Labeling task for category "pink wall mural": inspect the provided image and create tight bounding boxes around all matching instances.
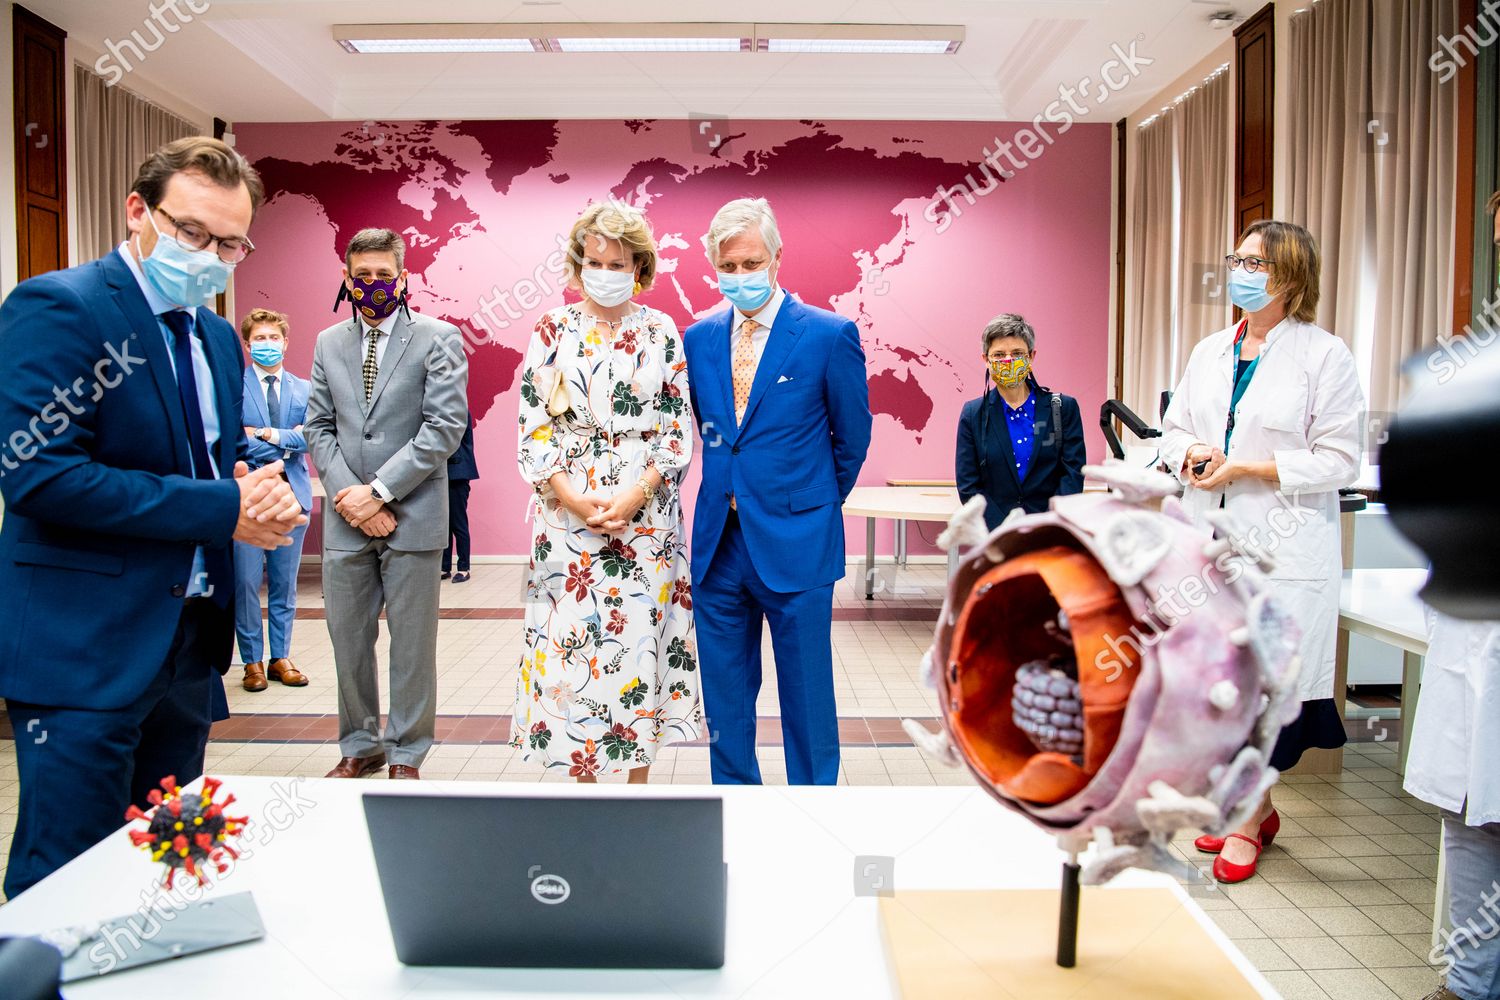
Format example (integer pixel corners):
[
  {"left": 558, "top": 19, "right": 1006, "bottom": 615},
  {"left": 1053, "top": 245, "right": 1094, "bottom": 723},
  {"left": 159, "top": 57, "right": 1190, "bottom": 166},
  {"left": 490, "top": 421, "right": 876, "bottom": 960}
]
[{"left": 231, "top": 118, "right": 1113, "bottom": 559}]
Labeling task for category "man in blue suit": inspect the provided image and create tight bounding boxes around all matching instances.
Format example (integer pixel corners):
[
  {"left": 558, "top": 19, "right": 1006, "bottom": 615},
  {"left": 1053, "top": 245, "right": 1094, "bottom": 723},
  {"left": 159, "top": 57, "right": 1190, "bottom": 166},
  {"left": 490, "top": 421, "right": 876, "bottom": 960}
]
[
  {"left": 235, "top": 307, "right": 313, "bottom": 692},
  {"left": 0, "top": 137, "right": 303, "bottom": 897},
  {"left": 684, "top": 198, "right": 872, "bottom": 786}
]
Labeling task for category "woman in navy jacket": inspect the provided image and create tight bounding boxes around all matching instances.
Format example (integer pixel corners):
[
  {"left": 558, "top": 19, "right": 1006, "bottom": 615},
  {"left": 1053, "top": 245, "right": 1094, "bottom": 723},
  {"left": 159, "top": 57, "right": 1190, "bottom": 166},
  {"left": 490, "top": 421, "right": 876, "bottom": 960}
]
[{"left": 955, "top": 313, "right": 1086, "bottom": 530}]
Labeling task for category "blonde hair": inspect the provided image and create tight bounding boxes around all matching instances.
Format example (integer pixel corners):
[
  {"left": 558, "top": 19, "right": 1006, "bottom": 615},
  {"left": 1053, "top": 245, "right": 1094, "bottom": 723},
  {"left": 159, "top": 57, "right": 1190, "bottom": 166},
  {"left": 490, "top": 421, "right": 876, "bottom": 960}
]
[
  {"left": 563, "top": 201, "right": 658, "bottom": 292},
  {"left": 240, "top": 307, "right": 289, "bottom": 342},
  {"left": 1239, "top": 220, "right": 1320, "bottom": 324},
  {"left": 702, "top": 197, "right": 782, "bottom": 262}
]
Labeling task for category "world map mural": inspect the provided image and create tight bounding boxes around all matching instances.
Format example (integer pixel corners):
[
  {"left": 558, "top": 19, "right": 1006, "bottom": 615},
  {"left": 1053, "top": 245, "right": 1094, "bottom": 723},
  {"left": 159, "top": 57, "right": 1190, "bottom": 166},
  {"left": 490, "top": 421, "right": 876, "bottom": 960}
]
[{"left": 232, "top": 118, "right": 1111, "bottom": 556}]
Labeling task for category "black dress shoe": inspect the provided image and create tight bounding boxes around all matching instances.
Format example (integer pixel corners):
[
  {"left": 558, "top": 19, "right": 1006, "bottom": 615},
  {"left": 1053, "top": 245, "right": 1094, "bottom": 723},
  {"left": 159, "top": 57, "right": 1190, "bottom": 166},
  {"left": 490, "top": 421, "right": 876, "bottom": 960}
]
[{"left": 452, "top": 571, "right": 470, "bottom": 584}]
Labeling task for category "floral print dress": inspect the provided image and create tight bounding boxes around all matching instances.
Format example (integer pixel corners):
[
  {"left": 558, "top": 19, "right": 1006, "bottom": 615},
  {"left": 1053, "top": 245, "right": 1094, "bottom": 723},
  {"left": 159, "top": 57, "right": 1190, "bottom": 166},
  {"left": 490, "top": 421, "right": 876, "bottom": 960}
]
[{"left": 512, "top": 302, "right": 702, "bottom": 774}]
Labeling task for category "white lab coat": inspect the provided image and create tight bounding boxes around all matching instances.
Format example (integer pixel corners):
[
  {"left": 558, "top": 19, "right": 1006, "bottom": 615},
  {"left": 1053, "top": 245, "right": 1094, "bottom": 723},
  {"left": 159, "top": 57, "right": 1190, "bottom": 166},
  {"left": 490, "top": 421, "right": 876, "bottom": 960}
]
[
  {"left": 1403, "top": 613, "right": 1500, "bottom": 826},
  {"left": 1160, "top": 318, "right": 1365, "bottom": 702}
]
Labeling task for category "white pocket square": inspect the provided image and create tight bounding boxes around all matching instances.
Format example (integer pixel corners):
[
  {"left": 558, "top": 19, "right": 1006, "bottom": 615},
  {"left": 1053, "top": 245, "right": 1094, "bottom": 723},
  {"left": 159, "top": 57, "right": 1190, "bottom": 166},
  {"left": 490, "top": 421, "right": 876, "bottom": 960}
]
[{"left": 777, "top": 375, "right": 793, "bottom": 383}]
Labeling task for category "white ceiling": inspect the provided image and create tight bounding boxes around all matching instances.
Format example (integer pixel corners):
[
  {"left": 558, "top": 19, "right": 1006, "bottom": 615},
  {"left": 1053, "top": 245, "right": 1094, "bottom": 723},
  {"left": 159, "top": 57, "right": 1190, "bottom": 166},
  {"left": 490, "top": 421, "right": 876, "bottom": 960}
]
[{"left": 26, "top": 0, "right": 1248, "bottom": 122}]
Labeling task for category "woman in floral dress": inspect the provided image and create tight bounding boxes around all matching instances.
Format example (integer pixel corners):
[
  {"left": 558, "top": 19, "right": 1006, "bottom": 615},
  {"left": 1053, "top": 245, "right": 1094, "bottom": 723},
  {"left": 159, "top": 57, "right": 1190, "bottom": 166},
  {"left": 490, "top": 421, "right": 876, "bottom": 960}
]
[{"left": 513, "top": 201, "right": 701, "bottom": 782}]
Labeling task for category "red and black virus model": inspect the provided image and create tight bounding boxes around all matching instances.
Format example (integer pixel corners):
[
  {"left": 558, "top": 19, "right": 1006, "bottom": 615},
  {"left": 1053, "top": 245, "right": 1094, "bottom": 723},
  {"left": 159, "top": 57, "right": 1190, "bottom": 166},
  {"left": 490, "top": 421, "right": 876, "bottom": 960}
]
[{"left": 125, "top": 776, "right": 249, "bottom": 888}]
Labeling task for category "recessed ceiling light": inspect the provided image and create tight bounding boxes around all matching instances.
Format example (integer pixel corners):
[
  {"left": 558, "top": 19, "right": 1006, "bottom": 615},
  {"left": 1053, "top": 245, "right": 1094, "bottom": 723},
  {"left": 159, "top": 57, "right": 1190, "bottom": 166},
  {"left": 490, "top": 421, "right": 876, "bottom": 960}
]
[
  {"left": 549, "top": 37, "right": 747, "bottom": 53},
  {"left": 339, "top": 37, "right": 539, "bottom": 53},
  {"left": 762, "top": 38, "right": 959, "bottom": 54}
]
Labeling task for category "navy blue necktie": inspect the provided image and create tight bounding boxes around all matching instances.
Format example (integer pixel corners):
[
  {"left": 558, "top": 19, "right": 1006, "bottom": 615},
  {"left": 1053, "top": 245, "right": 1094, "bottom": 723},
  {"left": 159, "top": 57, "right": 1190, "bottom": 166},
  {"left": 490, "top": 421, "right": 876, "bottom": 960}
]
[
  {"left": 264, "top": 374, "right": 280, "bottom": 428},
  {"left": 162, "top": 310, "right": 231, "bottom": 607}
]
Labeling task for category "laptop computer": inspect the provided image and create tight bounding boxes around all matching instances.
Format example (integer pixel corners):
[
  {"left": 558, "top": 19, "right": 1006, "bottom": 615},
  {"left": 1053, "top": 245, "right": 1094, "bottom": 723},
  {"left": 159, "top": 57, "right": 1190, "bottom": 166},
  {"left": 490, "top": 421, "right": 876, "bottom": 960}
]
[{"left": 362, "top": 793, "right": 726, "bottom": 969}]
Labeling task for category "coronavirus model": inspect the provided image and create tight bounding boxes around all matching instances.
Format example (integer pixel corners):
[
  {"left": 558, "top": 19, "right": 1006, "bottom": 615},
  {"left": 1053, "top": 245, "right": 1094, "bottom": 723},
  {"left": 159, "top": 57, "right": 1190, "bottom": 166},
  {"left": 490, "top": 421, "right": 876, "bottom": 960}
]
[
  {"left": 907, "top": 462, "right": 1302, "bottom": 891},
  {"left": 125, "top": 776, "right": 250, "bottom": 889}
]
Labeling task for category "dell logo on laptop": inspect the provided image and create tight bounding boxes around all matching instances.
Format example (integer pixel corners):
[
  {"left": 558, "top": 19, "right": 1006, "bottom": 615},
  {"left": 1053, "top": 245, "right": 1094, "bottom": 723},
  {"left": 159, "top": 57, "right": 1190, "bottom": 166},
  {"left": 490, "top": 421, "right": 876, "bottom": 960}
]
[{"left": 529, "top": 870, "right": 571, "bottom": 905}]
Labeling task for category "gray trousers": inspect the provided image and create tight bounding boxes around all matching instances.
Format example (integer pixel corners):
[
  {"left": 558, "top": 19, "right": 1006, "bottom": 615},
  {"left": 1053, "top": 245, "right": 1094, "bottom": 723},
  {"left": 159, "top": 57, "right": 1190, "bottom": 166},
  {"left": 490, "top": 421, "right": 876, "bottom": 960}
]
[{"left": 323, "top": 541, "right": 441, "bottom": 766}]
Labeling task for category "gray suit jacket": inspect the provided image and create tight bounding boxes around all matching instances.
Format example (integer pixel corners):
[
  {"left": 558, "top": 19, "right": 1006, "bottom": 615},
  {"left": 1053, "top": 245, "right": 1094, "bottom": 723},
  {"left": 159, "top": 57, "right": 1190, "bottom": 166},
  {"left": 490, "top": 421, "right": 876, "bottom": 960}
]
[{"left": 306, "top": 311, "right": 469, "bottom": 552}]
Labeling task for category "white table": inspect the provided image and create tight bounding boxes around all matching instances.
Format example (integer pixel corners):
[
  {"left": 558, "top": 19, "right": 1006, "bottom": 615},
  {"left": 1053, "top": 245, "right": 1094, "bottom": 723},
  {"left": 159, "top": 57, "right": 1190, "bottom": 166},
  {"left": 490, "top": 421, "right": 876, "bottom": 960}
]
[
  {"left": 843, "top": 486, "right": 961, "bottom": 599},
  {"left": 1338, "top": 568, "right": 1428, "bottom": 773},
  {"left": 0, "top": 778, "right": 1275, "bottom": 999}
]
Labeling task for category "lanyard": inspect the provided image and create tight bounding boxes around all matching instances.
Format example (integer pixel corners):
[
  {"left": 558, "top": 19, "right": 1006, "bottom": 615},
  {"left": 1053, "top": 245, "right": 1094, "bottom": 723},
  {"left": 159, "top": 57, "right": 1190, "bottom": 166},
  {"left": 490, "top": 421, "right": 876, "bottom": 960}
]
[{"left": 1225, "top": 320, "right": 1261, "bottom": 452}]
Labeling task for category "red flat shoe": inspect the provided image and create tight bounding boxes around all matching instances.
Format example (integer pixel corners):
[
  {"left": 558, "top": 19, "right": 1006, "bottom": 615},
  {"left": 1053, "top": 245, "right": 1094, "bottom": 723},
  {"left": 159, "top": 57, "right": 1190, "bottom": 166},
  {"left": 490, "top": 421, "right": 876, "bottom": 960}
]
[
  {"left": 1212, "top": 833, "right": 1264, "bottom": 883},
  {"left": 1195, "top": 809, "right": 1280, "bottom": 854}
]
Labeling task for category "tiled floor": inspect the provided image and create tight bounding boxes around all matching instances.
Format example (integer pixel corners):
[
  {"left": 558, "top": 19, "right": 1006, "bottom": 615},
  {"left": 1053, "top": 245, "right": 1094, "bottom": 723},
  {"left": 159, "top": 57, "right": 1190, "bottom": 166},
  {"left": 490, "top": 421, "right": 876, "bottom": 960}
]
[{"left": 0, "top": 559, "right": 1454, "bottom": 998}]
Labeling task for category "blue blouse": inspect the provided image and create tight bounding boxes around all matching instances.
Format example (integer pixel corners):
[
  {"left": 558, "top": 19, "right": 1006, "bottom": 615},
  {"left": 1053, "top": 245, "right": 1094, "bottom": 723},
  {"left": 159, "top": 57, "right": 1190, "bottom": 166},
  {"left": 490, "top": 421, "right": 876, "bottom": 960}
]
[{"left": 1003, "top": 390, "right": 1037, "bottom": 479}]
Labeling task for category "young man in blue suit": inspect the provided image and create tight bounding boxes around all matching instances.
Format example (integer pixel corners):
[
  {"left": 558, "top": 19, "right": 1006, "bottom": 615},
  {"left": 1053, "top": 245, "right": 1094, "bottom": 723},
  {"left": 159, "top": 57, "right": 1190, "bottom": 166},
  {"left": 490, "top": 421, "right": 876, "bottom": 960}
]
[
  {"left": 0, "top": 138, "right": 304, "bottom": 898},
  {"left": 683, "top": 198, "right": 872, "bottom": 786},
  {"left": 236, "top": 308, "right": 313, "bottom": 692}
]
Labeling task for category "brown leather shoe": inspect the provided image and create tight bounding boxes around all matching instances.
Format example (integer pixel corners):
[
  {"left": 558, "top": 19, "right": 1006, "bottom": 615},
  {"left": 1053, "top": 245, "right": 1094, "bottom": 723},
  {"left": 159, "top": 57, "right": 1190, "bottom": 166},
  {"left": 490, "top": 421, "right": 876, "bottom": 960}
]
[
  {"left": 268, "top": 658, "right": 308, "bottom": 686},
  {"left": 325, "top": 754, "right": 386, "bottom": 778},
  {"left": 388, "top": 764, "right": 421, "bottom": 780},
  {"left": 242, "top": 662, "right": 267, "bottom": 692}
]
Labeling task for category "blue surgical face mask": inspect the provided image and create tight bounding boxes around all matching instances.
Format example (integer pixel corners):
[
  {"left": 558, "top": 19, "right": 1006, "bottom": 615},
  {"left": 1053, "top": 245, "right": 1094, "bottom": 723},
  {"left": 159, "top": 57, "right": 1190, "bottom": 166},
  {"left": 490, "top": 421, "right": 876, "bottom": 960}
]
[
  {"left": 250, "top": 342, "right": 285, "bottom": 367},
  {"left": 718, "top": 268, "right": 774, "bottom": 312},
  {"left": 137, "top": 210, "right": 236, "bottom": 308},
  {"left": 1228, "top": 268, "right": 1275, "bottom": 313}
]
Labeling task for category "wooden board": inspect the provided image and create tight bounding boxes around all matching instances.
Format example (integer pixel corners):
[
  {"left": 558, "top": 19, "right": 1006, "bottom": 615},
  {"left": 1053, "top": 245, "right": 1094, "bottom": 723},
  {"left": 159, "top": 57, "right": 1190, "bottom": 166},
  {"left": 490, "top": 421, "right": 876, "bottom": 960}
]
[{"left": 878, "top": 887, "right": 1263, "bottom": 999}]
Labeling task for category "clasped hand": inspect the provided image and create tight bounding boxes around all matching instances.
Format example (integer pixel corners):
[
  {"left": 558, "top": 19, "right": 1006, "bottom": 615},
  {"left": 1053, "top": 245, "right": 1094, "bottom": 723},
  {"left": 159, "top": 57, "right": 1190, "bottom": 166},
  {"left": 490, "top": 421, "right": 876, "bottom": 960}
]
[
  {"left": 233, "top": 461, "right": 308, "bottom": 549},
  {"left": 334, "top": 484, "right": 397, "bottom": 537}
]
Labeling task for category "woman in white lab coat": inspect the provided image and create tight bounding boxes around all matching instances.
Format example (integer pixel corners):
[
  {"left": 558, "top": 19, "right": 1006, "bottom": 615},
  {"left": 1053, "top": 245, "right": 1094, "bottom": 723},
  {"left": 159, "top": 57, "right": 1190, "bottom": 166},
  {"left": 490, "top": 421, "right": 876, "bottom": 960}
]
[{"left": 1160, "top": 220, "right": 1365, "bottom": 884}]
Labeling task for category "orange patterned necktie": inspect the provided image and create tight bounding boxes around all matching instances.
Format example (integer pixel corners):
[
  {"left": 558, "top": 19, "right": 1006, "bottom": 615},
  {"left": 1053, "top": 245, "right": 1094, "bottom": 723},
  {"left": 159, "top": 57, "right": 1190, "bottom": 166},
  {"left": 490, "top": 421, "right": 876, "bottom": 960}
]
[{"left": 733, "top": 319, "right": 759, "bottom": 424}]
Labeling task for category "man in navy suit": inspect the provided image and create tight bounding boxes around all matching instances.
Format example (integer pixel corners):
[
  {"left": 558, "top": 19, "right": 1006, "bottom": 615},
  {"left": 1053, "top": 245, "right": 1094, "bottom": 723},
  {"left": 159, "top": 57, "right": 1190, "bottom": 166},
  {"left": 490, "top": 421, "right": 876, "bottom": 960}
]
[
  {"left": 442, "top": 412, "right": 479, "bottom": 584},
  {"left": 0, "top": 137, "right": 304, "bottom": 898},
  {"left": 235, "top": 308, "right": 313, "bottom": 692},
  {"left": 684, "top": 198, "right": 872, "bottom": 786},
  {"left": 955, "top": 313, "right": 1086, "bottom": 531}
]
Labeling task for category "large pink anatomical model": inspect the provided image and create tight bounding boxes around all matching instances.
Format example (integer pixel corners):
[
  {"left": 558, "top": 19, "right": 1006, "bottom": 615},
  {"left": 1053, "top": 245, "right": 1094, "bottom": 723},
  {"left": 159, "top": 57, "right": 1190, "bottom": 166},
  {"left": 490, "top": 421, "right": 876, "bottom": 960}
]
[{"left": 907, "top": 462, "right": 1302, "bottom": 886}]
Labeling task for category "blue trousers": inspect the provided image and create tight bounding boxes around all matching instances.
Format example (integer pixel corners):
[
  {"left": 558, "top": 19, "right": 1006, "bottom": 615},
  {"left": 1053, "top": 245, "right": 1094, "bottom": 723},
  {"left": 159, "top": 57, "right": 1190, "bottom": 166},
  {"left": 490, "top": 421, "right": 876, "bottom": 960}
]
[
  {"left": 233, "top": 522, "right": 307, "bottom": 663},
  {"left": 5, "top": 599, "right": 219, "bottom": 898},
  {"left": 694, "top": 516, "right": 839, "bottom": 785},
  {"left": 1441, "top": 810, "right": 1500, "bottom": 1000}
]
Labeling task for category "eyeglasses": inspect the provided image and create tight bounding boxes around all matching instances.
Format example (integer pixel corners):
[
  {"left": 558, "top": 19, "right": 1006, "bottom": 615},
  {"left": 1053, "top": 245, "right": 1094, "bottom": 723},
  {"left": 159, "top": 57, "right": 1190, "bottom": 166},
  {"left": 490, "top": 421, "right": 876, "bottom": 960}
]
[
  {"left": 1225, "top": 254, "right": 1275, "bottom": 274},
  {"left": 987, "top": 351, "right": 1030, "bottom": 362},
  {"left": 154, "top": 206, "right": 255, "bottom": 264}
]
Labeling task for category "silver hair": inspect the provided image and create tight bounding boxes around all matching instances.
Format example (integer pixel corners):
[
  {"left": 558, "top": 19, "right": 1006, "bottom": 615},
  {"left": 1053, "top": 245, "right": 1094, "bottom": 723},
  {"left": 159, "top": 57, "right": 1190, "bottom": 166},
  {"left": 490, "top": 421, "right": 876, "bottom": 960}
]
[
  {"left": 345, "top": 227, "right": 404, "bottom": 272},
  {"left": 702, "top": 197, "right": 782, "bottom": 262},
  {"left": 982, "top": 313, "right": 1035, "bottom": 354}
]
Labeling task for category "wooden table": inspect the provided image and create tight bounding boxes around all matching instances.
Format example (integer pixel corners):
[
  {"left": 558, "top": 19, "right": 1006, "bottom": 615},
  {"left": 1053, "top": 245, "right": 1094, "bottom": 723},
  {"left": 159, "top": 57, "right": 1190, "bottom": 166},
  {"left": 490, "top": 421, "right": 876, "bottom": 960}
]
[{"left": 843, "top": 486, "right": 962, "bottom": 599}]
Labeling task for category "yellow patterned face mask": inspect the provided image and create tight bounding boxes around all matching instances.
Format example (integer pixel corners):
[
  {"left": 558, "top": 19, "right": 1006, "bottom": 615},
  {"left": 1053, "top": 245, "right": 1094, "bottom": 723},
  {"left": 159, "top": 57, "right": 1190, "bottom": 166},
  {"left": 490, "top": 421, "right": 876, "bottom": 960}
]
[{"left": 989, "top": 356, "right": 1032, "bottom": 388}]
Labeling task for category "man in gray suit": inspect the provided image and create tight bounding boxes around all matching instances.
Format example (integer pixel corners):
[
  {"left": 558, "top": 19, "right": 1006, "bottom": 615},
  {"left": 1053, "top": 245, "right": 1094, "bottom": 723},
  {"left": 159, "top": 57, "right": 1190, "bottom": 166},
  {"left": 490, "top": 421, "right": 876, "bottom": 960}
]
[{"left": 306, "top": 228, "right": 468, "bottom": 780}]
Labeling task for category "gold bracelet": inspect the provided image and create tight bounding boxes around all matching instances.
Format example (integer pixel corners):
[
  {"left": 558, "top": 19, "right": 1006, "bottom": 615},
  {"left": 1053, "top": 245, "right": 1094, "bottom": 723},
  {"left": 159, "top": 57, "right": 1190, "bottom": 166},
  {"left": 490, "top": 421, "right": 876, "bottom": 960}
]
[{"left": 637, "top": 476, "right": 656, "bottom": 505}]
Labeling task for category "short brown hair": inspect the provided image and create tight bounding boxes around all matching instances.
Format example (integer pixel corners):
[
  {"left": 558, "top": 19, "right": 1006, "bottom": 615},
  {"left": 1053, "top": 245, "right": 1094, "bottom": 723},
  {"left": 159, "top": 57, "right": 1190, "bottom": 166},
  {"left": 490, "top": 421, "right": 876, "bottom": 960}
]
[
  {"left": 981, "top": 313, "right": 1035, "bottom": 355},
  {"left": 131, "top": 136, "right": 264, "bottom": 215},
  {"left": 344, "top": 228, "right": 405, "bottom": 272},
  {"left": 1487, "top": 189, "right": 1500, "bottom": 216},
  {"left": 1238, "top": 220, "right": 1320, "bottom": 324},
  {"left": 564, "top": 201, "right": 658, "bottom": 292},
  {"left": 240, "top": 307, "right": 289, "bottom": 342}
]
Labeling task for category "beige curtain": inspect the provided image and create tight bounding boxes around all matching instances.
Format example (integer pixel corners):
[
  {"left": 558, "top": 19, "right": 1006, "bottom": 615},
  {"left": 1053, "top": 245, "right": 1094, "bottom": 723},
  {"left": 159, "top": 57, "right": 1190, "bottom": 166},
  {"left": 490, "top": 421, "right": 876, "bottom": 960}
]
[
  {"left": 74, "top": 64, "right": 198, "bottom": 261},
  {"left": 1287, "top": 0, "right": 1458, "bottom": 414},
  {"left": 1124, "top": 113, "right": 1174, "bottom": 421},
  {"left": 1123, "top": 69, "right": 1232, "bottom": 423},
  {"left": 1175, "top": 69, "right": 1234, "bottom": 362}
]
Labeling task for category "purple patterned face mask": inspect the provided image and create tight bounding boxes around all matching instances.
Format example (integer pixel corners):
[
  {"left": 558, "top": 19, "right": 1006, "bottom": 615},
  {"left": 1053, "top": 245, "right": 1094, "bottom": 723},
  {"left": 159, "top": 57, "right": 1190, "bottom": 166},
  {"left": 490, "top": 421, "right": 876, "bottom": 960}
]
[{"left": 333, "top": 274, "right": 408, "bottom": 322}]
